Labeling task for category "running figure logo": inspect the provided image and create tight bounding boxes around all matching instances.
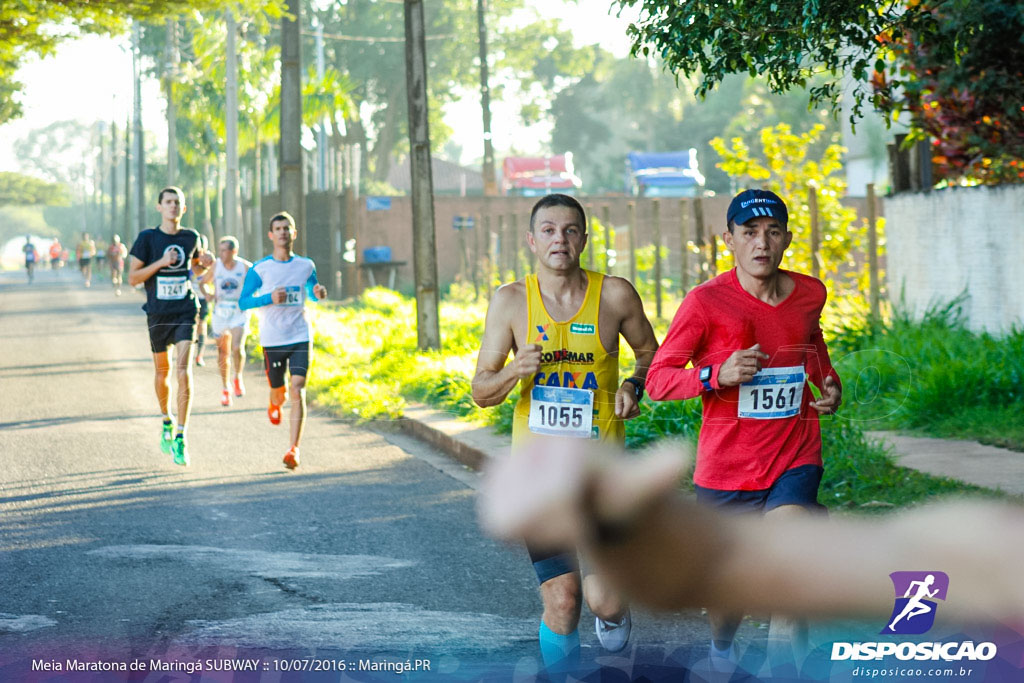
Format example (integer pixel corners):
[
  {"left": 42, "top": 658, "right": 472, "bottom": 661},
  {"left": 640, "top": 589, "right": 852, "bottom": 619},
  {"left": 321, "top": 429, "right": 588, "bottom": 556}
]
[
  {"left": 882, "top": 571, "right": 949, "bottom": 635},
  {"left": 163, "top": 245, "right": 187, "bottom": 270}
]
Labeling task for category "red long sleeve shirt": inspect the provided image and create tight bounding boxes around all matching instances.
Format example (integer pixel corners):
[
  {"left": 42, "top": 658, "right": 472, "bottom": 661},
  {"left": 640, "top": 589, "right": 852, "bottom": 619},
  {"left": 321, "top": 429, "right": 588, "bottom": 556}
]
[{"left": 647, "top": 268, "right": 840, "bottom": 490}]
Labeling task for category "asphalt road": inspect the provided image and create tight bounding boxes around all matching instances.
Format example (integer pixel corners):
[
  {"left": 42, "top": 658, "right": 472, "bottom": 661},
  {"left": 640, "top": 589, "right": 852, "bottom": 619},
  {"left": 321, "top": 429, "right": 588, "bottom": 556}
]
[{"left": 0, "top": 266, "right": 753, "bottom": 682}]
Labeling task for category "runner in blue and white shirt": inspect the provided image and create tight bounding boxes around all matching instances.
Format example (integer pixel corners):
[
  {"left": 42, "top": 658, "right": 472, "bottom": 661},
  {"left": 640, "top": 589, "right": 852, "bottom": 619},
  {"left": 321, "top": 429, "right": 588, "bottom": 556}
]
[{"left": 239, "top": 211, "right": 327, "bottom": 470}]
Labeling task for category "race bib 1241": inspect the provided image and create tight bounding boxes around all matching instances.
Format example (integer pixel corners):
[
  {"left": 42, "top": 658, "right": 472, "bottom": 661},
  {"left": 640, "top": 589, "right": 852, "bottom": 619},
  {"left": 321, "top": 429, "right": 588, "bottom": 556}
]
[{"left": 156, "top": 275, "right": 189, "bottom": 300}]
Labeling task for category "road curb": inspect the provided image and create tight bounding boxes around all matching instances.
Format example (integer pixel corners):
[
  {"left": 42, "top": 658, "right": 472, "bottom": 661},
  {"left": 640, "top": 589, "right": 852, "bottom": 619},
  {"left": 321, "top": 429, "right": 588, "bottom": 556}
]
[{"left": 391, "top": 403, "right": 509, "bottom": 473}]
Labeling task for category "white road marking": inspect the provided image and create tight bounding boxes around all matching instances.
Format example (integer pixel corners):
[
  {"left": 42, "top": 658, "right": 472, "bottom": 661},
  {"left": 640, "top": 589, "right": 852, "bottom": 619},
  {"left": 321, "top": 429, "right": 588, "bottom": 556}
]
[
  {"left": 177, "top": 602, "right": 535, "bottom": 651},
  {"left": 86, "top": 545, "right": 415, "bottom": 580},
  {"left": 0, "top": 614, "right": 57, "bottom": 633}
]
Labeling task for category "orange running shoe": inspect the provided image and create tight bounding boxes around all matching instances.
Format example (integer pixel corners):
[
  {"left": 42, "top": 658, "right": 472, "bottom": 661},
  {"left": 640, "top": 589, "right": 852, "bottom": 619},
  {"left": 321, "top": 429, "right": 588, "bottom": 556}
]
[
  {"left": 283, "top": 446, "right": 300, "bottom": 470},
  {"left": 221, "top": 389, "right": 232, "bottom": 406},
  {"left": 268, "top": 402, "right": 282, "bottom": 425},
  {"left": 233, "top": 377, "right": 245, "bottom": 397}
]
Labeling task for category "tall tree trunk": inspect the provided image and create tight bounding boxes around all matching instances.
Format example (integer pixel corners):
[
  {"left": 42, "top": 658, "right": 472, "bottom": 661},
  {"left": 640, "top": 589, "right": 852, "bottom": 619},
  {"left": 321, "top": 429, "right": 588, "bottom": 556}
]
[
  {"left": 404, "top": 0, "right": 440, "bottom": 349},
  {"left": 225, "top": 10, "right": 241, "bottom": 241},
  {"left": 279, "top": 0, "right": 305, "bottom": 251},
  {"left": 124, "top": 115, "right": 131, "bottom": 237},
  {"left": 370, "top": 96, "right": 399, "bottom": 183},
  {"left": 165, "top": 19, "right": 178, "bottom": 182},
  {"left": 253, "top": 132, "right": 263, "bottom": 253},
  {"left": 110, "top": 120, "right": 118, "bottom": 240},
  {"left": 214, "top": 156, "right": 224, "bottom": 244},
  {"left": 477, "top": 0, "right": 496, "bottom": 195},
  {"left": 202, "top": 162, "right": 213, "bottom": 238},
  {"left": 133, "top": 22, "right": 146, "bottom": 235}
]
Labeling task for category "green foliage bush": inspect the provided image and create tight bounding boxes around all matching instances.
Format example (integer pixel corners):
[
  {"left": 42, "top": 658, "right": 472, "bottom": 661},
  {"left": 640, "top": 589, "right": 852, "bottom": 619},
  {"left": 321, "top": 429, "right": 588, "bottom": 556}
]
[
  {"left": 831, "top": 297, "right": 1024, "bottom": 439},
  {"left": 267, "top": 287, "right": 1010, "bottom": 511}
]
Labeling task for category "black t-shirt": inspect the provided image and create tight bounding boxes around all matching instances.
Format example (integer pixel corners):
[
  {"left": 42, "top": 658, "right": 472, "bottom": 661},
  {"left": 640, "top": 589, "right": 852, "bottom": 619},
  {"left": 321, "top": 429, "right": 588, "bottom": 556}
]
[{"left": 129, "top": 227, "right": 201, "bottom": 316}]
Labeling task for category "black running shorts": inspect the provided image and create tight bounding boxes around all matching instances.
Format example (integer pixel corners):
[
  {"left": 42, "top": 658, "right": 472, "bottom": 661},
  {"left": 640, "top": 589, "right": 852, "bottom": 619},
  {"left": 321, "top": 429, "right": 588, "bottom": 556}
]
[
  {"left": 263, "top": 341, "right": 311, "bottom": 388},
  {"left": 147, "top": 314, "right": 198, "bottom": 353}
]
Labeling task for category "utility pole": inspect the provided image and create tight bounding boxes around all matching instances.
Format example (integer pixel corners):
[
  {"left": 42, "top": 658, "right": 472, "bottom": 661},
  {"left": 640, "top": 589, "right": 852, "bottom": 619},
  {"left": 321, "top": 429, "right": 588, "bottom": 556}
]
[
  {"left": 404, "top": 0, "right": 441, "bottom": 349},
  {"left": 110, "top": 119, "right": 118, "bottom": 240},
  {"left": 477, "top": 0, "right": 496, "bottom": 195},
  {"left": 133, "top": 22, "right": 146, "bottom": 235},
  {"left": 225, "top": 9, "right": 242, "bottom": 243},
  {"left": 165, "top": 19, "right": 179, "bottom": 182},
  {"left": 124, "top": 114, "right": 131, "bottom": 237},
  {"left": 315, "top": 20, "right": 327, "bottom": 191},
  {"left": 279, "top": 0, "right": 305, "bottom": 251}
]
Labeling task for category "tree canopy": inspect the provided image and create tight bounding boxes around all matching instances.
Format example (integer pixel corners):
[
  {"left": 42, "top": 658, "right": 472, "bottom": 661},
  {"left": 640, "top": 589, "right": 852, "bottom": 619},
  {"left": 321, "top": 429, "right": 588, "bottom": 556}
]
[
  {"left": 617, "top": 0, "right": 1024, "bottom": 184},
  {"left": 0, "top": 0, "right": 282, "bottom": 125},
  {"left": 550, "top": 49, "right": 840, "bottom": 194},
  {"left": 875, "top": 0, "right": 1024, "bottom": 184},
  {"left": 0, "top": 171, "right": 69, "bottom": 206}
]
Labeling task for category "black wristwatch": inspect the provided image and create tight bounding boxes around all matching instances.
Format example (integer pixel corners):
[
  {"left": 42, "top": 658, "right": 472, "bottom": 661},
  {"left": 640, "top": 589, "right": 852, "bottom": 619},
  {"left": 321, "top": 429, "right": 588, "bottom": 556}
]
[
  {"left": 623, "top": 377, "right": 644, "bottom": 400},
  {"left": 699, "top": 365, "right": 714, "bottom": 392}
]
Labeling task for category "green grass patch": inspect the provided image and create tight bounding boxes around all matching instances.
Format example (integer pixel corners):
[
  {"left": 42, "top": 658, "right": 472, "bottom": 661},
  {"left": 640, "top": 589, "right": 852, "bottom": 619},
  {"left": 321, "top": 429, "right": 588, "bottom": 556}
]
[
  {"left": 829, "top": 297, "right": 1024, "bottom": 450},
  {"left": 246, "top": 288, "right": 1010, "bottom": 512}
]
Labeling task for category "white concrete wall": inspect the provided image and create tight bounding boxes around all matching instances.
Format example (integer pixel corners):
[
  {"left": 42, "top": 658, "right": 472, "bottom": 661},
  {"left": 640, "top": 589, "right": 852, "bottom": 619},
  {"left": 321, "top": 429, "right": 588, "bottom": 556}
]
[{"left": 886, "top": 185, "right": 1024, "bottom": 334}]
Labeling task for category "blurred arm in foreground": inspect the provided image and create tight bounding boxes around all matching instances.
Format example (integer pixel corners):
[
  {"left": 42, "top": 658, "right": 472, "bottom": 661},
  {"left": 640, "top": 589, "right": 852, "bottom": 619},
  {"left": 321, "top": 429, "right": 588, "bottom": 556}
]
[{"left": 478, "top": 439, "right": 1024, "bottom": 623}]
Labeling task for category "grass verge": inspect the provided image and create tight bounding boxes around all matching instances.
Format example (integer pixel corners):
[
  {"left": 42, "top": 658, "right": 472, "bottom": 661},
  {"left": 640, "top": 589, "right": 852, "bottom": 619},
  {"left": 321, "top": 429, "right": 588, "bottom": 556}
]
[{"left": 247, "top": 288, "right": 1013, "bottom": 511}]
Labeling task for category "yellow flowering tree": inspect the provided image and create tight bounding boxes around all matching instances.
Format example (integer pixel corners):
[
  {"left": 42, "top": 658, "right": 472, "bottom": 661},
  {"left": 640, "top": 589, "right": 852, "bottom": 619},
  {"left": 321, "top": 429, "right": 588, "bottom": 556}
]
[{"left": 710, "top": 123, "right": 884, "bottom": 320}]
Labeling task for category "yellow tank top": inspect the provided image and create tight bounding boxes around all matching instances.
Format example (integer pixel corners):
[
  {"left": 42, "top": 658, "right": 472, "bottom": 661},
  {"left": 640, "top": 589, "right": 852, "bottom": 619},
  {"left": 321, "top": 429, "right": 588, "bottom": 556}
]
[{"left": 512, "top": 270, "right": 623, "bottom": 445}]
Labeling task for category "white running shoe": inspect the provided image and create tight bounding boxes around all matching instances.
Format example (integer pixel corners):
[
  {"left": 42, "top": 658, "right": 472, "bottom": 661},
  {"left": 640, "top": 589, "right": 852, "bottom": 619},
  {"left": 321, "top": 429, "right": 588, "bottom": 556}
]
[{"left": 595, "top": 610, "right": 631, "bottom": 652}]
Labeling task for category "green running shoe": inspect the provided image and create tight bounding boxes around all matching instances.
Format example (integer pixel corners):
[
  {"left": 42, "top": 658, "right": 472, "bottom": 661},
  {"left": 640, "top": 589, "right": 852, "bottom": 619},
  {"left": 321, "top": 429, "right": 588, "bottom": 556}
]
[
  {"left": 171, "top": 436, "right": 190, "bottom": 466},
  {"left": 160, "top": 421, "right": 174, "bottom": 455}
]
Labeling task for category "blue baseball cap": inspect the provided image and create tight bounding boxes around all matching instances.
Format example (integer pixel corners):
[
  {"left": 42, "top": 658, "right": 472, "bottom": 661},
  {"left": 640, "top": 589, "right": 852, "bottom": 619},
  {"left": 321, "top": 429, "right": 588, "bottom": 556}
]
[{"left": 727, "top": 189, "right": 788, "bottom": 227}]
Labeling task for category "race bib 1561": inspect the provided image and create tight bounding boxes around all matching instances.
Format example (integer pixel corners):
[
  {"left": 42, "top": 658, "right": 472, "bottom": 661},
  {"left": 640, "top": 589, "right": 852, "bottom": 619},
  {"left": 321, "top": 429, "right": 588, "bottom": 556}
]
[
  {"left": 528, "top": 385, "right": 594, "bottom": 438},
  {"left": 738, "top": 366, "right": 806, "bottom": 419}
]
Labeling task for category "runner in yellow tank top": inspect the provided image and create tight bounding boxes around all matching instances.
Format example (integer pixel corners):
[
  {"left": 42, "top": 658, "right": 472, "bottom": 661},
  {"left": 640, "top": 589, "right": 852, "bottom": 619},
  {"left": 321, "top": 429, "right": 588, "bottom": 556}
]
[
  {"left": 511, "top": 270, "right": 623, "bottom": 444},
  {"left": 471, "top": 194, "right": 659, "bottom": 674}
]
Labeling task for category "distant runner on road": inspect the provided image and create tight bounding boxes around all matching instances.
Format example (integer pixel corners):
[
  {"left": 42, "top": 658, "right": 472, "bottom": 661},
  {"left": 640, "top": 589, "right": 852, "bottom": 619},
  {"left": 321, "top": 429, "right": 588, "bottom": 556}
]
[
  {"left": 48, "top": 239, "right": 62, "bottom": 269},
  {"left": 203, "top": 236, "right": 252, "bottom": 407},
  {"left": 191, "top": 234, "right": 212, "bottom": 367},
  {"left": 22, "top": 236, "right": 38, "bottom": 284},
  {"left": 76, "top": 232, "right": 96, "bottom": 287},
  {"left": 239, "top": 211, "right": 327, "bottom": 470},
  {"left": 127, "top": 187, "right": 214, "bottom": 466},
  {"left": 107, "top": 235, "right": 128, "bottom": 295}
]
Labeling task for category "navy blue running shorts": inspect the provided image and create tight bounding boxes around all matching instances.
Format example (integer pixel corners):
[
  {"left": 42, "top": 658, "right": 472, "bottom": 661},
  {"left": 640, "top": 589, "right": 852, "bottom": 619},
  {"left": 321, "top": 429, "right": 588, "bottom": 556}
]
[
  {"left": 527, "top": 544, "right": 578, "bottom": 584},
  {"left": 694, "top": 464, "right": 827, "bottom": 514},
  {"left": 148, "top": 314, "right": 198, "bottom": 353}
]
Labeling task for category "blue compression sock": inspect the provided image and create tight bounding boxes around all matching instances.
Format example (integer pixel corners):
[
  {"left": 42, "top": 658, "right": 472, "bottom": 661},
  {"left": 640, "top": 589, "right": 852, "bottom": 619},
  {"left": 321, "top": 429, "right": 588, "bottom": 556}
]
[{"left": 539, "top": 621, "right": 580, "bottom": 672}]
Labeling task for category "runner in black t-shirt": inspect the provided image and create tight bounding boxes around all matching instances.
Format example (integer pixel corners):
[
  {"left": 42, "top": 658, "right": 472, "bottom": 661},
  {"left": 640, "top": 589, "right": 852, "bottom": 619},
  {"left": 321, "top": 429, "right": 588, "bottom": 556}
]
[{"left": 128, "top": 186, "right": 214, "bottom": 466}]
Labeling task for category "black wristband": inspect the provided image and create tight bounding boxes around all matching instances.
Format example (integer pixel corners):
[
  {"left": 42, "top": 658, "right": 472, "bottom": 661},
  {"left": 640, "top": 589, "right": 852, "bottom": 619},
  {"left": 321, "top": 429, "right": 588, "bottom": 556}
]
[{"left": 623, "top": 377, "right": 644, "bottom": 400}]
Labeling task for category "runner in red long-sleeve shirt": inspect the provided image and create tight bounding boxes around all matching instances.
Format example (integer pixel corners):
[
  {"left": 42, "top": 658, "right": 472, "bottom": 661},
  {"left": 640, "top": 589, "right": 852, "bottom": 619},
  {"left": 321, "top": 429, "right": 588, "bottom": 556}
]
[{"left": 646, "top": 188, "right": 842, "bottom": 672}]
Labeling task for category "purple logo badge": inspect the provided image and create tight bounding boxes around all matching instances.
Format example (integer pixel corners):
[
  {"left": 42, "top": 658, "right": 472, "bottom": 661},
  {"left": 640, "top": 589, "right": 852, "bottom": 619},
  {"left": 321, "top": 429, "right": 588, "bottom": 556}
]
[{"left": 882, "top": 571, "right": 949, "bottom": 635}]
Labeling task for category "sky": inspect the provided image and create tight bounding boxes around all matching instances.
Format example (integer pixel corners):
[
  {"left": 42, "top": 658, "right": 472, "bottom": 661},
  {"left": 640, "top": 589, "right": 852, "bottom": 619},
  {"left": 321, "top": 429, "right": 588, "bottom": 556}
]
[{"left": 0, "top": 0, "right": 639, "bottom": 176}]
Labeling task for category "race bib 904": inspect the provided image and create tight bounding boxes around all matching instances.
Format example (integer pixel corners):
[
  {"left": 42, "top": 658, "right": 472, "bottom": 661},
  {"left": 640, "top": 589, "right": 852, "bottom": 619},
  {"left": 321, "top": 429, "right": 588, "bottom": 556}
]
[
  {"left": 738, "top": 366, "right": 806, "bottom": 419},
  {"left": 156, "top": 275, "right": 188, "bottom": 300},
  {"left": 280, "top": 286, "right": 302, "bottom": 306},
  {"left": 528, "top": 385, "right": 594, "bottom": 438}
]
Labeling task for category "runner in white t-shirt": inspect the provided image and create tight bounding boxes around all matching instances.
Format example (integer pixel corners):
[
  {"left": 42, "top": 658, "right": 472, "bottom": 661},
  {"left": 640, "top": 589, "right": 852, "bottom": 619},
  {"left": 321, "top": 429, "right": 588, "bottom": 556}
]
[{"left": 202, "top": 236, "right": 252, "bottom": 406}]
